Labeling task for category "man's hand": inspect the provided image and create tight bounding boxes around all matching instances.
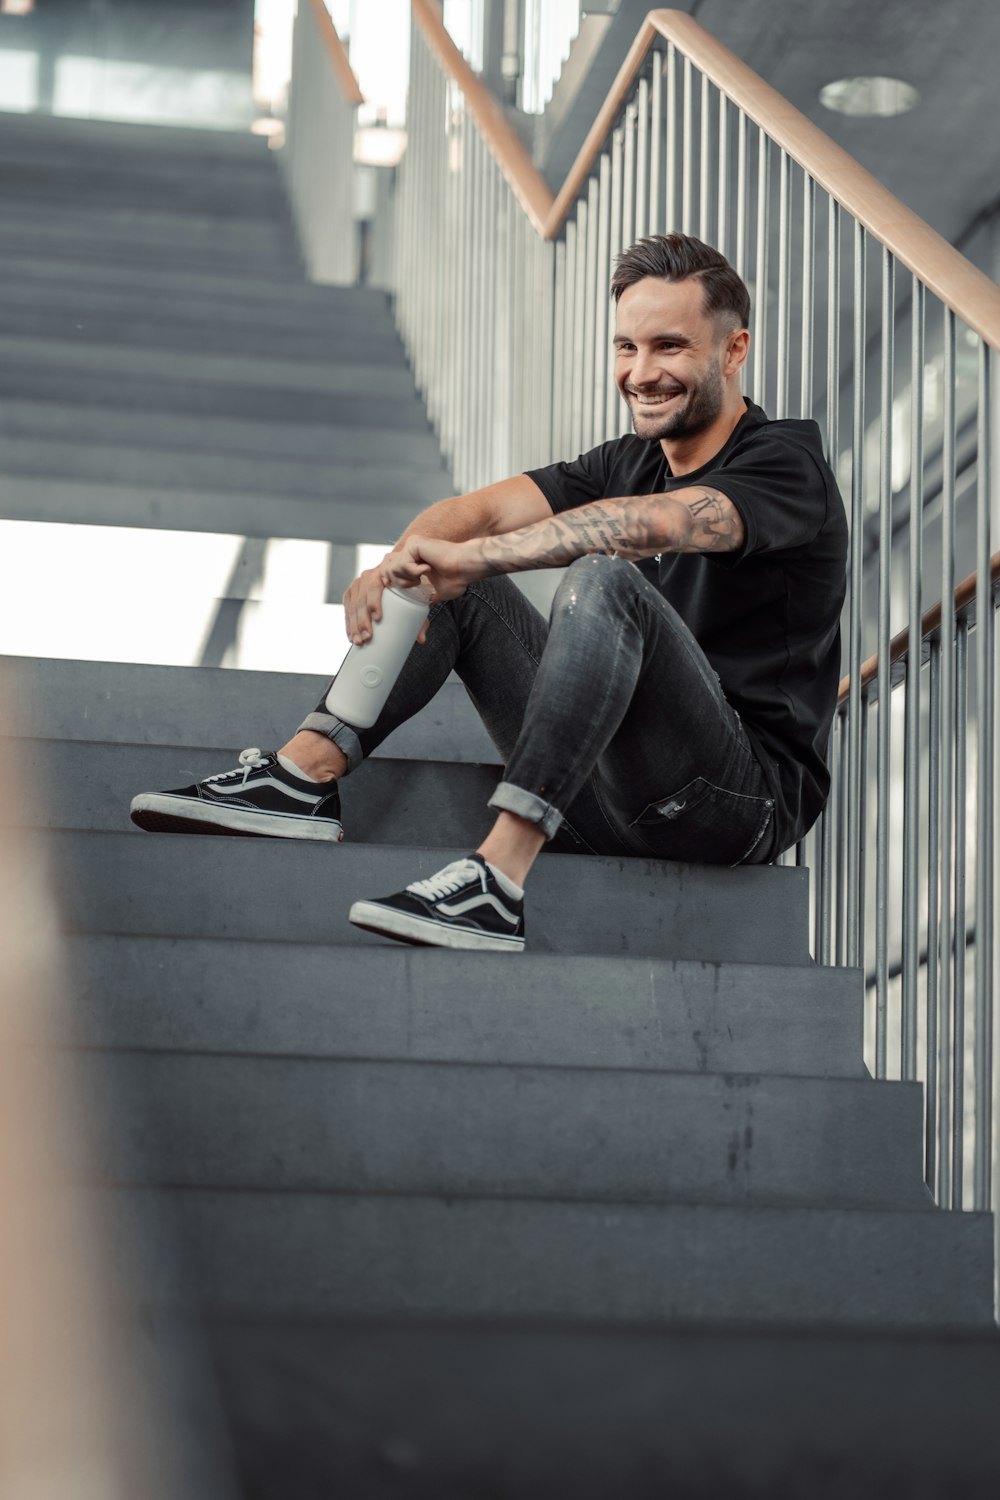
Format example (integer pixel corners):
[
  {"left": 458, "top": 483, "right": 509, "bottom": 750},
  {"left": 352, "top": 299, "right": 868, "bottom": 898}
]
[
  {"left": 343, "top": 552, "right": 424, "bottom": 646},
  {"left": 383, "top": 534, "right": 484, "bottom": 602}
]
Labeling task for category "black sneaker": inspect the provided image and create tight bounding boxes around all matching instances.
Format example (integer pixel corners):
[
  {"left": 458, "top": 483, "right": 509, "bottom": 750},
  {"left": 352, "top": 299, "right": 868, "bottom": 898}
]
[
  {"left": 129, "top": 748, "right": 344, "bottom": 841},
  {"left": 349, "top": 853, "right": 525, "bottom": 952}
]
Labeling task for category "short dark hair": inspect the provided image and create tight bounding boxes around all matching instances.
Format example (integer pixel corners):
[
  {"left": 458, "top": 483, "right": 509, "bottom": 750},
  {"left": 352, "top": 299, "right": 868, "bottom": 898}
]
[{"left": 610, "top": 233, "right": 750, "bottom": 330}]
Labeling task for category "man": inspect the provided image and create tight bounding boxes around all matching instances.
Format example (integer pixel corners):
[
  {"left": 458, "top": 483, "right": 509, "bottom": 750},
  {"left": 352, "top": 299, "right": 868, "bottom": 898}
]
[{"left": 131, "top": 234, "right": 847, "bottom": 954}]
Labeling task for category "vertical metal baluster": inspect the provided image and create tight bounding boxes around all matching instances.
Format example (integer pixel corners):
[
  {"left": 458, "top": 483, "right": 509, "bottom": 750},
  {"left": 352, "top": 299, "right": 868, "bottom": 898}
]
[
  {"left": 859, "top": 693, "right": 871, "bottom": 1030},
  {"left": 926, "top": 640, "right": 942, "bottom": 1192},
  {"left": 551, "top": 237, "right": 567, "bottom": 463},
  {"left": 836, "top": 702, "right": 849, "bottom": 965},
  {"left": 583, "top": 175, "right": 600, "bottom": 447},
  {"left": 681, "top": 56, "right": 693, "bottom": 234},
  {"left": 571, "top": 197, "right": 589, "bottom": 455},
  {"left": 699, "top": 72, "right": 711, "bottom": 242},
  {"left": 649, "top": 50, "right": 663, "bottom": 235},
  {"left": 775, "top": 150, "right": 791, "bottom": 420},
  {"left": 902, "top": 278, "right": 925, "bottom": 1080},
  {"left": 937, "top": 306, "right": 957, "bottom": 1208},
  {"left": 717, "top": 93, "right": 729, "bottom": 258},
  {"left": 826, "top": 197, "right": 841, "bottom": 469},
  {"left": 607, "top": 126, "right": 624, "bottom": 438},
  {"left": 753, "top": 129, "right": 769, "bottom": 408},
  {"left": 819, "top": 719, "right": 835, "bottom": 964},
  {"left": 846, "top": 222, "right": 866, "bottom": 969},
  {"left": 974, "top": 341, "right": 994, "bottom": 1210},
  {"left": 563, "top": 216, "right": 578, "bottom": 457},
  {"left": 622, "top": 100, "right": 637, "bottom": 252},
  {"left": 953, "top": 617, "right": 969, "bottom": 1207},
  {"left": 735, "top": 108, "right": 748, "bottom": 284},
  {"left": 665, "top": 43, "right": 677, "bottom": 230},
  {"left": 534, "top": 234, "right": 555, "bottom": 466},
  {"left": 635, "top": 75, "right": 650, "bottom": 241},
  {"left": 800, "top": 175, "right": 816, "bottom": 419},
  {"left": 620, "top": 104, "right": 637, "bottom": 436},
  {"left": 593, "top": 152, "right": 612, "bottom": 449},
  {"left": 875, "top": 247, "right": 895, "bottom": 1079}
]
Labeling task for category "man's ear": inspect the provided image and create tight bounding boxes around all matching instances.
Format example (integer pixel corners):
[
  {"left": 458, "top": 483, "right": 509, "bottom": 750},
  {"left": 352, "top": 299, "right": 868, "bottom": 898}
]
[{"left": 724, "top": 328, "right": 750, "bottom": 377}]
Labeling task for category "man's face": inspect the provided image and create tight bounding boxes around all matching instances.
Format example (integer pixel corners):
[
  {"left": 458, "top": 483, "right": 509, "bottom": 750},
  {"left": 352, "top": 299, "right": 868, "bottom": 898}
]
[{"left": 613, "top": 276, "right": 732, "bottom": 443}]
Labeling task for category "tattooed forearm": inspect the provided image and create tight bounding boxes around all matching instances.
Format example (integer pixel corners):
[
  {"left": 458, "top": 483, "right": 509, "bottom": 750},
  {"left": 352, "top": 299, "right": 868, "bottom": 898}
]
[{"left": 476, "top": 486, "right": 744, "bottom": 574}]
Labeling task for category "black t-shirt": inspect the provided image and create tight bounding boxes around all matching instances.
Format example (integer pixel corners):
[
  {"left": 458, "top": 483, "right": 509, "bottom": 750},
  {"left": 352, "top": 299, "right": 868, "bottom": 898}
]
[{"left": 525, "top": 401, "right": 848, "bottom": 848}]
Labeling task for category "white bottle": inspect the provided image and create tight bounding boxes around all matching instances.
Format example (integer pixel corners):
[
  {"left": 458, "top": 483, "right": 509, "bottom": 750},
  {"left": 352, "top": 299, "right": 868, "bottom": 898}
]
[{"left": 325, "top": 581, "right": 433, "bottom": 729}]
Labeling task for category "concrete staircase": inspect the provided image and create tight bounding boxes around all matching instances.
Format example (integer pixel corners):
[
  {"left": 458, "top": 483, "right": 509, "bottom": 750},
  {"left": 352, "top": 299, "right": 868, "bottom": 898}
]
[{"left": 3, "top": 110, "right": 1000, "bottom": 1496}]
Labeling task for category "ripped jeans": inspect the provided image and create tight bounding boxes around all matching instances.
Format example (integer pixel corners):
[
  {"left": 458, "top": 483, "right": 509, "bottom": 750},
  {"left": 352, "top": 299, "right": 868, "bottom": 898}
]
[{"left": 299, "top": 554, "right": 776, "bottom": 864}]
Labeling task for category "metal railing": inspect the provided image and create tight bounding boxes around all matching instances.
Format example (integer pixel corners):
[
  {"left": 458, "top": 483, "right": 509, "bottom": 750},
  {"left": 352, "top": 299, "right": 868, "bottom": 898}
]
[
  {"left": 393, "top": 5, "right": 1000, "bottom": 1253},
  {"left": 283, "top": 0, "right": 363, "bottom": 285}
]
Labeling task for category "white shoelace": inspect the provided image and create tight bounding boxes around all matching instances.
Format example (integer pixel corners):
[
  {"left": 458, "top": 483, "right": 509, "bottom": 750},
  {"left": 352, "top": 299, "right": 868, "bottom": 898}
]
[
  {"left": 407, "top": 857, "right": 484, "bottom": 900},
  {"left": 205, "top": 747, "right": 269, "bottom": 787}
]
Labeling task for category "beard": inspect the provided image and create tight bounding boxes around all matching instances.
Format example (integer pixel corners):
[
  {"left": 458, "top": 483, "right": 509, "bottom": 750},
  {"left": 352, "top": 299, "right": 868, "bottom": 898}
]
[{"left": 627, "top": 355, "right": 725, "bottom": 442}]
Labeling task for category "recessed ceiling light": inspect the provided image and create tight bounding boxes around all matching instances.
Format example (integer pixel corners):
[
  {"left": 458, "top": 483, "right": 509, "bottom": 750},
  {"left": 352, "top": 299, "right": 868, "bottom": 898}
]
[{"left": 819, "top": 76, "right": 919, "bottom": 117}]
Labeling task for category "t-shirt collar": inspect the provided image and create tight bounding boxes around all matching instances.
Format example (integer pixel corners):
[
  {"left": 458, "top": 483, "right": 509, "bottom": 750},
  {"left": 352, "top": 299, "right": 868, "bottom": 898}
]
[{"left": 660, "top": 399, "right": 767, "bottom": 482}]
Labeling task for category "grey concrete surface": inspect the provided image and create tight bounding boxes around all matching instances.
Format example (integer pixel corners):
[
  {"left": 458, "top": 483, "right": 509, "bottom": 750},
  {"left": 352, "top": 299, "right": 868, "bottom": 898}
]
[
  {"left": 66, "top": 935, "right": 866, "bottom": 1079},
  {"left": 0, "top": 476, "right": 419, "bottom": 543},
  {"left": 0, "top": 400, "right": 446, "bottom": 469},
  {"left": 25, "top": 743, "right": 501, "bottom": 846},
  {"left": 0, "top": 434, "right": 449, "bottom": 503},
  {"left": 45, "top": 829, "right": 813, "bottom": 963},
  {"left": 114, "top": 1187, "right": 995, "bottom": 1327},
  {"left": 204, "top": 1318, "right": 1000, "bottom": 1500},
  {"left": 4, "top": 659, "right": 497, "bottom": 760},
  {"left": 92, "top": 1050, "right": 929, "bottom": 1210}
]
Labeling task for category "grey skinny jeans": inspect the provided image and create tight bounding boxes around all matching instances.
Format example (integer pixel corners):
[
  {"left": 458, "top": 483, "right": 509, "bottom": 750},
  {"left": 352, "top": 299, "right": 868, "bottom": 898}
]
[{"left": 299, "top": 554, "right": 776, "bottom": 864}]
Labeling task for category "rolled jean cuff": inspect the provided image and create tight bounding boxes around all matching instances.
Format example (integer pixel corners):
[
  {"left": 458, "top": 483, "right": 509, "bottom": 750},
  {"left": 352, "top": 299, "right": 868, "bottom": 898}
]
[
  {"left": 296, "top": 711, "right": 363, "bottom": 773},
  {"left": 488, "top": 780, "right": 564, "bottom": 839}
]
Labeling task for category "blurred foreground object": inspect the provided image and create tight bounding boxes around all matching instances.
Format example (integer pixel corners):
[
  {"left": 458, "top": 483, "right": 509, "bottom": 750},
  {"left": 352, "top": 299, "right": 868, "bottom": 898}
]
[{"left": 0, "top": 666, "right": 170, "bottom": 1500}]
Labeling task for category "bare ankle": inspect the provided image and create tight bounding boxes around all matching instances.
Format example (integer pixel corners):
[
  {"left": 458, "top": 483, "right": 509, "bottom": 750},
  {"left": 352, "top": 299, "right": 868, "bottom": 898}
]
[{"left": 278, "top": 730, "right": 348, "bottom": 782}]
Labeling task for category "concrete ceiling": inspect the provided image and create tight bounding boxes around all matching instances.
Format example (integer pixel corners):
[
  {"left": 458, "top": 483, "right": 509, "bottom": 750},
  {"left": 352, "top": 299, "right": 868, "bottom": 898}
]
[
  {"left": 692, "top": 0, "right": 999, "bottom": 253},
  {"left": 547, "top": 0, "right": 999, "bottom": 264}
]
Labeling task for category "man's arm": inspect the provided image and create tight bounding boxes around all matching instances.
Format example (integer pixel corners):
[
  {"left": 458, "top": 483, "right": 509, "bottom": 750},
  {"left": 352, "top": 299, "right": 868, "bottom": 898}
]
[
  {"left": 344, "top": 475, "right": 551, "bottom": 643},
  {"left": 387, "top": 486, "right": 745, "bottom": 599}
]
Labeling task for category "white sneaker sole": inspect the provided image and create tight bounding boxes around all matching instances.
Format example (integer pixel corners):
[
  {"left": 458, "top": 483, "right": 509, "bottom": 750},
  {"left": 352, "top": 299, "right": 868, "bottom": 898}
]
[
  {"left": 348, "top": 900, "right": 525, "bottom": 952},
  {"left": 130, "top": 793, "right": 344, "bottom": 842}
]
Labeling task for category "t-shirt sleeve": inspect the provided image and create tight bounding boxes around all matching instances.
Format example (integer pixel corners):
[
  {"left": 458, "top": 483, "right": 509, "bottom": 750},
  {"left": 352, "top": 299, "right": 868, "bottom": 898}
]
[
  {"left": 699, "top": 433, "right": 830, "bottom": 560},
  {"left": 525, "top": 440, "right": 622, "bottom": 515}
]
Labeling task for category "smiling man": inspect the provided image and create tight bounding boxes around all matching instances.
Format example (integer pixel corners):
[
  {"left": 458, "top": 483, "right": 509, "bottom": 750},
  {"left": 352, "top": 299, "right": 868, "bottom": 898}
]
[{"left": 131, "top": 234, "right": 848, "bottom": 953}]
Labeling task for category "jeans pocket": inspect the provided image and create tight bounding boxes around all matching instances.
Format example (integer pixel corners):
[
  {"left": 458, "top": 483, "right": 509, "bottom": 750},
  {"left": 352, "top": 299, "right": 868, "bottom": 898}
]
[{"left": 629, "top": 777, "right": 774, "bottom": 866}]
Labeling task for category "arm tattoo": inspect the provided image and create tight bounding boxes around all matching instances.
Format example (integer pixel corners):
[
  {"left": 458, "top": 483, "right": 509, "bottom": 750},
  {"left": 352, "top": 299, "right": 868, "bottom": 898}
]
[{"left": 478, "top": 486, "right": 745, "bottom": 574}]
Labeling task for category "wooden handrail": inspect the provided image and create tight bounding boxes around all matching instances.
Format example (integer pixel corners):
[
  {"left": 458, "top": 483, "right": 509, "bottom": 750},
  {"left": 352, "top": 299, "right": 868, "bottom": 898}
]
[
  {"left": 411, "top": 3, "right": 1000, "bottom": 354},
  {"left": 309, "top": 0, "right": 364, "bottom": 108},
  {"left": 837, "top": 548, "right": 1000, "bottom": 704}
]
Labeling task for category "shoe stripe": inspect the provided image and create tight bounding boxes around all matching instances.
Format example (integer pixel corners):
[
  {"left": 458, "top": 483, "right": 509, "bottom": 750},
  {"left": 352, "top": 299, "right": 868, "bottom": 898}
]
[
  {"left": 202, "top": 776, "right": 322, "bottom": 807},
  {"left": 436, "top": 892, "right": 521, "bottom": 926}
]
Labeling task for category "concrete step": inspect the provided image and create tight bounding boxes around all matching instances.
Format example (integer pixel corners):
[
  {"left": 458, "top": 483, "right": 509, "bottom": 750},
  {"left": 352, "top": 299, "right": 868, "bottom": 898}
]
[
  {"left": 0, "top": 223, "right": 302, "bottom": 275},
  {"left": 26, "top": 742, "right": 501, "bottom": 846},
  {"left": 94, "top": 1051, "right": 927, "bottom": 1211},
  {"left": 204, "top": 1317, "right": 1000, "bottom": 1500},
  {"left": 0, "top": 200, "right": 301, "bottom": 255},
  {"left": 0, "top": 160, "right": 290, "bottom": 217},
  {"left": 0, "top": 304, "right": 409, "bottom": 364},
  {"left": 0, "top": 367, "right": 433, "bottom": 431},
  {"left": 3, "top": 659, "right": 495, "bottom": 759},
  {"left": 66, "top": 934, "right": 866, "bottom": 1080},
  {"left": 0, "top": 110, "right": 273, "bottom": 161},
  {"left": 0, "top": 399, "right": 445, "bottom": 471},
  {"left": 44, "top": 829, "right": 812, "bottom": 963},
  {"left": 0, "top": 278, "right": 403, "bottom": 340},
  {"left": 0, "top": 335, "right": 422, "bottom": 397},
  {"left": 0, "top": 435, "right": 449, "bottom": 503},
  {"left": 0, "top": 253, "right": 393, "bottom": 312},
  {"left": 0, "top": 475, "right": 418, "bottom": 544},
  {"left": 114, "top": 1187, "right": 995, "bottom": 1327}
]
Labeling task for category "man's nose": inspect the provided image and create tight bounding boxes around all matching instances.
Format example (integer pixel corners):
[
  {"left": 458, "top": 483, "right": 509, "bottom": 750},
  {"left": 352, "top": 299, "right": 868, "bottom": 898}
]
[{"left": 628, "top": 350, "right": 663, "bottom": 388}]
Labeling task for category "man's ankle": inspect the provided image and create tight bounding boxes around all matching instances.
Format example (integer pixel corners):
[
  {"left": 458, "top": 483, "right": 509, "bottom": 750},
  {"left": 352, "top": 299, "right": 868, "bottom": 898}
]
[{"left": 278, "top": 730, "right": 348, "bottom": 782}]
